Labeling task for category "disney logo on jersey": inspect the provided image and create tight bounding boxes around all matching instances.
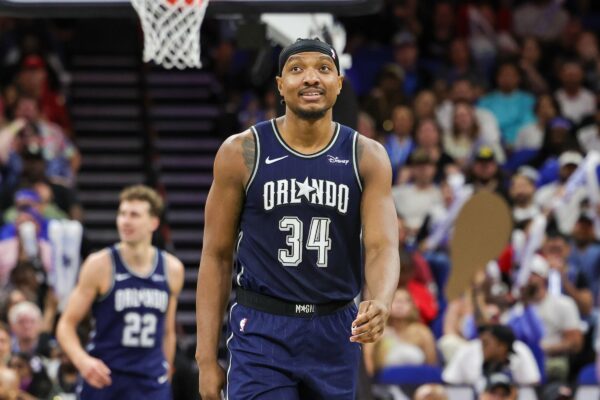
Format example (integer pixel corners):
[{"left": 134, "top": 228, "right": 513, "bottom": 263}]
[
  {"left": 327, "top": 155, "right": 349, "bottom": 165},
  {"left": 264, "top": 177, "right": 350, "bottom": 214}
]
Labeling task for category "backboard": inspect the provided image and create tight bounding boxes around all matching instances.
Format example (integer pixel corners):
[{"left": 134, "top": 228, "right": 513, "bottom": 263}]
[{"left": 0, "top": 0, "right": 383, "bottom": 17}]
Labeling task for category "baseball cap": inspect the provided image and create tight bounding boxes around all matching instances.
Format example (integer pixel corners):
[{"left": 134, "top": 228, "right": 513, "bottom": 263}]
[
  {"left": 548, "top": 116, "right": 573, "bottom": 131},
  {"left": 278, "top": 38, "right": 340, "bottom": 76},
  {"left": 21, "top": 55, "right": 45, "bottom": 70},
  {"left": 516, "top": 166, "right": 539, "bottom": 184},
  {"left": 529, "top": 254, "right": 549, "bottom": 278},
  {"left": 474, "top": 145, "right": 496, "bottom": 162},
  {"left": 14, "top": 189, "right": 41, "bottom": 205},
  {"left": 558, "top": 151, "right": 583, "bottom": 167},
  {"left": 485, "top": 372, "right": 514, "bottom": 393},
  {"left": 409, "top": 148, "right": 434, "bottom": 165}
]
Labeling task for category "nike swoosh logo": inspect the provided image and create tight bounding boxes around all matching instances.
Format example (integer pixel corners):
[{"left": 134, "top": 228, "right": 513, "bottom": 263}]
[
  {"left": 265, "top": 155, "right": 289, "bottom": 165},
  {"left": 115, "top": 273, "right": 131, "bottom": 282}
]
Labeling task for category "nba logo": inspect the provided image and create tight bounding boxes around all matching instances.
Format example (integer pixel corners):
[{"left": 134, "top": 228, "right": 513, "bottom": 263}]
[{"left": 240, "top": 318, "right": 248, "bottom": 332}]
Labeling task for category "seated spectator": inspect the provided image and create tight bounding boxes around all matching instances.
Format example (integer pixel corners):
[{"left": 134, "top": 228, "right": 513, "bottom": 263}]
[
  {"left": 443, "top": 101, "right": 505, "bottom": 167},
  {"left": 535, "top": 151, "right": 586, "bottom": 235},
  {"left": 577, "top": 109, "right": 600, "bottom": 153},
  {"left": 554, "top": 60, "right": 596, "bottom": 125},
  {"left": 413, "top": 383, "right": 448, "bottom": 400},
  {"left": 509, "top": 255, "right": 582, "bottom": 382},
  {"left": 465, "top": 146, "right": 509, "bottom": 200},
  {"left": 8, "top": 352, "right": 53, "bottom": 399},
  {"left": 0, "top": 205, "right": 52, "bottom": 287},
  {"left": 518, "top": 36, "right": 549, "bottom": 95},
  {"left": 398, "top": 250, "right": 438, "bottom": 325},
  {"left": 384, "top": 104, "right": 415, "bottom": 183},
  {"left": 568, "top": 214, "right": 600, "bottom": 307},
  {"left": 478, "top": 372, "right": 517, "bottom": 400},
  {"left": 442, "top": 324, "right": 540, "bottom": 388},
  {"left": 393, "top": 149, "right": 444, "bottom": 233},
  {"left": 411, "top": 118, "right": 456, "bottom": 184},
  {"left": 514, "top": 94, "right": 559, "bottom": 151},
  {"left": 8, "top": 301, "right": 53, "bottom": 358},
  {"left": 530, "top": 117, "right": 579, "bottom": 175},
  {"left": 513, "top": 0, "right": 569, "bottom": 43},
  {"left": 391, "top": 31, "right": 432, "bottom": 98},
  {"left": 440, "top": 37, "right": 486, "bottom": 89},
  {"left": 478, "top": 61, "right": 536, "bottom": 148},
  {"left": 363, "top": 63, "right": 405, "bottom": 132},
  {"left": 575, "top": 31, "right": 600, "bottom": 93},
  {"left": 510, "top": 167, "right": 541, "bottom": 223},
  {"left": 364, "top": 288, "right": 437, "bottom": 376},
  {"left": 3, "top": 187, "right": 68, "bottom": 223},
  {"left": 413, "top": 90, "right": 437, "bottom": 122}
]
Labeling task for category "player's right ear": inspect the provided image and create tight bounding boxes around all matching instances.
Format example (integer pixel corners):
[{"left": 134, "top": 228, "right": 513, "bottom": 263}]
[{"left": 275, "top": 76, "right": 284, "bottom": 96}]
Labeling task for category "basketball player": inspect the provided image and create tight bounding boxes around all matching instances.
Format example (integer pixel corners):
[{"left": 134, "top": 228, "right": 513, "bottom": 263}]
[
  {"left": 56, "top": 185, "right": 184, "bottom": 399},
  {"left": 196, "top": 38, "right": 400, "bottom": 399}
]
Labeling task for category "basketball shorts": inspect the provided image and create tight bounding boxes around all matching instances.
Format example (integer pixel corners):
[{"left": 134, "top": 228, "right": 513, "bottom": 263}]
[{"left": 226, "top": 297, "right": 361, "bottom": 399}]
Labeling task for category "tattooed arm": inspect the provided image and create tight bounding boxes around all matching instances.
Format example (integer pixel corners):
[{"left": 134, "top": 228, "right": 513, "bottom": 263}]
[{"left": 196, "top": 131, "right": 255, "bottom": 400}]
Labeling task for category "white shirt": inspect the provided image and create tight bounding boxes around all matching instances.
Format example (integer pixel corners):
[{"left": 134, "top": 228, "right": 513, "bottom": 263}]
[
  {"left": 555, "top": 88, "right": 596, "bottom": 124},
  {"left": 577, "top": 124, "right": 600, "bottom": 153},
  {"left": 534, "top": 183, "right": 587, "bottom": 235},
  {"left": 436, "top": 100, "right": 501, "bottom": 144},
  {"left": 392, "top": 184, "right": 443, "bottom": 231},
  {"left": 534, "top": 293, "right": 581, "bottom": 347},
  {"left": 442, "top": 338, "right": 541, "bottom": 387},
  {"left": 515, "top": 122, "right": 544, "bottom": 150}
]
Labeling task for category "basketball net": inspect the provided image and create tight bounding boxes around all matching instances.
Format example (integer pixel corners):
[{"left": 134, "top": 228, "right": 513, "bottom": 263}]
[{"left": 131, "top": 0, "right": 209, "bottom": 69}]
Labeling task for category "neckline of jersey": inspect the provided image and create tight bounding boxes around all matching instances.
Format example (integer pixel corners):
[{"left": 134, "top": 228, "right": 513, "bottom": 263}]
[
  {"left": 270, "top": 118, "right": 340, "bottom": 158},
  {"left": 115, "top": 244, "right": 159, "bottom": 279}
]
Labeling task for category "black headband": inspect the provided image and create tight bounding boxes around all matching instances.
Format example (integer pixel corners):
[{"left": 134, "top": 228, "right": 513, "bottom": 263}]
[{"left": 278, "top": 38, "right": 340, "bottom": 76}]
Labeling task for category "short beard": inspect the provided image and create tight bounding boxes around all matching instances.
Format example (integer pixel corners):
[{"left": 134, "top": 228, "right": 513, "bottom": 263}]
[{"left": 288, "top": 103, "right": 329, "bottom": 121}]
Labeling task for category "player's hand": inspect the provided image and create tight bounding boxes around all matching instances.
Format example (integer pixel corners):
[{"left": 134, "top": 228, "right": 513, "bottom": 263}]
[
  {"left": 350, "top": 300, "right": 389, "bottom": 343},
  {"left": 199, "top": 361, "right": 225, "bottom": 400},
  {"left": 77, "top": 355, "right": 112, "bottom": 388}
]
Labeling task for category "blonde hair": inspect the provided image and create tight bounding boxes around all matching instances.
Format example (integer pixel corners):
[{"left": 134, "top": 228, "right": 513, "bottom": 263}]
[{"left": 119, "top": 185, "right": 164, "bottom": 217}]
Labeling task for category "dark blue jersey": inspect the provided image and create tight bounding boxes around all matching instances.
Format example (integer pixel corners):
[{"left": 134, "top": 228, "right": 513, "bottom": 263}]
[
  {"left": 236, "top": 119, "right": 363, "bottom": 303},
  {"left": 88, "top": 245, "right": 170, "bottom": 379}
]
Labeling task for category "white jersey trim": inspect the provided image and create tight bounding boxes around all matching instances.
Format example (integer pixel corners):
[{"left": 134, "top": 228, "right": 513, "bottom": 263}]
[
  {"left": 245, "top": 127, "right": 261, "bottom": 195},
  {"left": 225, "top": 302, "right": 238, "bottom": 400},
  {"left": 270, "top": 119, "right": 341, "bottom": 159},
  {"left": 352, "top": 131, "right": 363, "bottom": 192}
]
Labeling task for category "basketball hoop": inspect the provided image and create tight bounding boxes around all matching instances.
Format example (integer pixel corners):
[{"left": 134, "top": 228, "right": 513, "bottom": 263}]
[{"left": 131, "top": 0, "right": 209, "bottom": 69}]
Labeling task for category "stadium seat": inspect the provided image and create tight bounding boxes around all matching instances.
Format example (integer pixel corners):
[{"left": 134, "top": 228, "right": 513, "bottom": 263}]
[
  {"left": 373, "top": 365, "right": 443, "bottom": 385},
  {"left": 576, "top": 362, "right": 597, "bottom": 385}
]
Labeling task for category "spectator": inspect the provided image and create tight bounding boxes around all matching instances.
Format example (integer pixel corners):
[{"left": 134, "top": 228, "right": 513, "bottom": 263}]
[
  {"left": 392, "top": 31, "right": 432, "bottom": 98},
  {"left": 7, "top": 301, "right": 52, "bottom": 358},
  {"left": 0, "top": 366, "right": 19, "bottom": 400},
  {"left": 568, "top": 214, "right": 600, "bottom": 306},
  {"left": 364, "top": 288, "right": 437, "bottom": 376},
  {"left": 575, "top": 31, "right": 600, "bottom": 93},
  {"left": 384, "top": 104, "right": 415, "bottom": 183},
  {"left": 535, "top": 151, "right": 586, "bottom": 235},
  {"left": 363, "top": 63, "right": 405, "bottom": 132},
  {"left": 466, "top": 145, "right": 509, "bottom": 200},
  {"left": 443, "top": 101, "right": 505, "bottom": 167},
  {"left": 436, "top": 78, "right": 501, "bottom": 145},
  {"left": 514, "top": 94, "right": 559, "bottom": 151},
  {"left": 440, "top": 37, "right": 486, "bottom": 88},
  {"left": 413, "top": 90, "right": 437, "bottom": 122},
  {"left": 420, "top": 0, "right": 456, "bottom": 63},
  {"left": 509, "top": 167, "right": 541, "bottom": 224},
  {"left": 554, "top": 60, "right": 596, "bottom": 124},
  {"left": 7, "top": 352, "right": 52, "bottom": 399},
  {"left": 442, "top": 324, "right": 540, "bottom": 388},
  {"left": 510, "top": 255, "right": 582, "bottom": 381},
  {"left": 518, "top": 36, "right": 549, "bottom": 95},
  {"left": 479, "top": 61, "right": 536, "bottom": 148},
  {"left": 0, "top": 322, "right": 10, "bottom": 366},
  {"left": 577, "top": 109, "right": 600, "bottom": 153},
  {"left": 412, "top": 118, "right": 456, "bottom": 183}
]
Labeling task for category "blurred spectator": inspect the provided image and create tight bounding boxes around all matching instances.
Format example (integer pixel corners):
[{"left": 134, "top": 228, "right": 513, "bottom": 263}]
[
  {"left": 413, "top": 383, "right": 448, "bottom": 400},
  {"left": 420, "top": 0, "right": 455, "bottom": 63},
  {"left": 393, "top": 149, "right": 443, "bottom": 232},
  {"left": 479, "top": 61, "right": 536, "bottom": 147},
  {"left": 518, "top": 36, "right": 550, "bottom": 95},
  {"left": 540, "top": 382, "right": 575, "bottom": 400},
  {"left": 363, "top": 63, "right": 405, "bottom": 132},
  {"left": 575, "top": 31, "right": 600, "bottom": 93},
  {"left": 413, "top": 90, "right": 437, "bottom": 122},
  {"left": 7, "top": 352, "right": 52, "bottom": 399},
  {"left": 384, "top": 104, "right": 415, "bottom": 183},
  {"left": 412, "top": 118, "right": 456, "bottom": 183},
  {"left": 541, "top": 231, "right": 593, "bottom": 318},
  {"left": 554, "top": 60, "right": 596, "bottom": 124},
  {"left": 392, "top": 31, "right": 432, "bottom": 98},
  {"left": 577, "top": 109, "right": 600, "bottom": 153},
  {"left": 514, "top": 94, "right": 559, "bottom": 151},
  {"left": 478, "top": 372, "right": 517, "bottom": 400},
  {"left": 3, "top": 187, "right": 68, "bottom": 224},
  {"left": 442, "top": 324, "right": 540, "bottom": 388},
  {"left": 510, "top": 167, "right": 541, "bottom": 224},
  {"left": 364, "top": 288, "right": 437, "bottom": 376},
  {"left": 8, "top": 301, "right": 53, "bottom": 357},
  {"left": 568, "top": 214, "right": 600, "bottom": 306},
  {"left": 466, "top": 145, "right": 509, "bottom": 200},
  {"left": 14, "top": 54, "right": 72, "bottom": 134},
  {"left": 535, "top": 151, "right": 586, "bottom": 235},
  {"left": 510, "top": 255, "right": 582, "bottom": 381},
  {"left": 513, "top": 0, "right": 569, "bottom": 43},
  {"left": 357, "top": 111, "right": 381, "bottom": 142},
  {"left": 398, "top": 249, "right": 438, "bottom": 326},
  {"left": 440, "top": 38, "right": 486, "bottom": 89},
  {"left": 443, "top": 101, "right": 505, "bottom": 167}
]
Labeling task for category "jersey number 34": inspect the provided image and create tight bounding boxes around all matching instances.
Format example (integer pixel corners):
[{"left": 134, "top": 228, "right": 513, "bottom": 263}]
[{"left": 278, "top": 217, "right": 331, "bottom": 267}]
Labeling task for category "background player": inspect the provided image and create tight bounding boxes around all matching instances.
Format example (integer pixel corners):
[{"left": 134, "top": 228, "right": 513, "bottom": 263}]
[
  {"left": 56, "top": 185, "right": 184, "bottom": 399},
  {"left": 196, "top": 38, "right": 400, "bottom": 399}
]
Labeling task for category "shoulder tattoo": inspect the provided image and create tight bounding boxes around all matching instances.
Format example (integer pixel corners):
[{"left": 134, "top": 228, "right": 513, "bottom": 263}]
[{"left": 241, "top": 134, "right": 256, "bottom": 174}]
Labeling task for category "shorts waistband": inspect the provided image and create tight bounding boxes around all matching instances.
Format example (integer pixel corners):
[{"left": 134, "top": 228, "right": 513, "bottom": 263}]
[{"left": 235, "top": 288, "right": 354, "bottom": 317}]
